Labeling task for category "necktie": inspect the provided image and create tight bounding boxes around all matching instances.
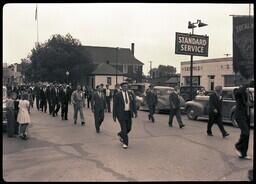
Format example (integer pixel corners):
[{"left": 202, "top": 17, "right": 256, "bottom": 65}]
[{"left": 125, "top": 91, "right": 128, "bottom": 104}]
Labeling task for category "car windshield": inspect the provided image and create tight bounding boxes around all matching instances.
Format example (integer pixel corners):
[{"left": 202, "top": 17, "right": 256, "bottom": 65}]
[
  {"left": 130, "top": 85, "right": 145, "bottom": 96},
  {"left": 155, "top": 88, "right": 172, "bottom": 96}
]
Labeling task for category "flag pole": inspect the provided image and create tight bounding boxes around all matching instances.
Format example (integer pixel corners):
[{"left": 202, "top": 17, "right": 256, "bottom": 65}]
[{"left": 35, "top": 4, "right": 39, "bottom": 46}]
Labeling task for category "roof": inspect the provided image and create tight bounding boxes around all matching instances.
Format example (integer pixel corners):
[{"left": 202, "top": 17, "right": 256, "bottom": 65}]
[
  {"left": 81, "top": 46, "right": 144, "bottom": 65},
  {"left": 154, "top": 86, "right": 174, "bottom": 89},
  {"left": 91, "top": 63, "right": 124, "bottom": 75},
  {"left": 165, "top": 77, "right": 180, "bottom": 84},
  {"left": 181, "top": 57, "right": 233, "bottom": 65}
]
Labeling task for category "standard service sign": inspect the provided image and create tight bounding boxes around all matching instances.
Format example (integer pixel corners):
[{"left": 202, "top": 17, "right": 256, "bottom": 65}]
[{"left": 175, "top": 32, "right": 209, "bottom": 57}]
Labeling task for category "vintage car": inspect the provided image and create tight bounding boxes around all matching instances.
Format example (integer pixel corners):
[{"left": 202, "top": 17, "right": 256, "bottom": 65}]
[
  {"left": 184, "top": 87, "right": 254, "bottom": 127},
  {"left": 2, "top": 86, "right": 7, "bottom": 131},
  {"left": 180, "top": 85, "right": 205, "bottom": 102},
  {"left": 139, "top": 86, "right": 185, "bottom": 113}
]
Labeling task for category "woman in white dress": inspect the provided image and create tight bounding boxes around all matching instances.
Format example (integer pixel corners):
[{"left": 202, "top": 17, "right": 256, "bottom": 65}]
[{"left": 17, "top": 93, "right": 31, "bottom": 140}]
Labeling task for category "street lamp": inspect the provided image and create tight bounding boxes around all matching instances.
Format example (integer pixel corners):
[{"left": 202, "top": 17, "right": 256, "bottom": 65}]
[
  {"left": 116, "top": 47, "right": 119, "bottom": 85},
  {"left": 66, "top": 70, "right": 69, "bottom": 84},
  {"left": 188, "top": 19, "right": 207, "bottom": 100}
]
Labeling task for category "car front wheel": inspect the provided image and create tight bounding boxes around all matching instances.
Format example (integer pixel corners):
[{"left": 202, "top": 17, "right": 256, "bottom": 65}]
[
  {"left": 186, "top": 107, "right": 198, "bottom": 120},
  {"left": 231, "top": 113, "right": 238, "bottom": 128}
]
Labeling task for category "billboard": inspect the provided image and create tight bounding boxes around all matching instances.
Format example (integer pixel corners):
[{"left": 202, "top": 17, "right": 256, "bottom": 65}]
[
  {"left": 175, "top": 32, "right": 209, "bottom": 57},
  {"left": 233, "top": 16, "right": 254, "bottom": 79}
]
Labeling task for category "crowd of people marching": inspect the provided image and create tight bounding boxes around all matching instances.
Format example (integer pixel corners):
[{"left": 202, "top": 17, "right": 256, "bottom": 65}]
[{"left": 4, "top": 80, "right": 253, "bottom": 179}]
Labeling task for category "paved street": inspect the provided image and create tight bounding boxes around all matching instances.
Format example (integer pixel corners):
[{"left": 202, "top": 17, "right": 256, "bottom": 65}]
[{"left": 3, "top": 104, "right": 253, "bottom": 181}]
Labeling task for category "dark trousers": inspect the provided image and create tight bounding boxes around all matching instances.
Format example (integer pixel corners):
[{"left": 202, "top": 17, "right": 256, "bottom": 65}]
[
  {"left": 149, "top": 105, "right": 156, "bottom": 118},
  {"left": 36, "top": 96, "right": 40, "bottom": 110},
  {"left": 94, "top": 109, "right": 104, "bottom": 131},
  {"left": 118, "top": 111, "right": 132, "bottom": 146},
  {"left": 19, "top": 123, "right": 29, "bottom": 135},
  {"left": 48, "top": 100, "right": 53, "bottom": 114},
  {"left": 87, "top": 97, "right": 91, "bottom": 108},
  {"left": 61, "top": 103, "right": 69, "bottom": 120},
  {"left": 207, "top": 113, "right": 226, "bottom": 135},
  {"left": 40, "top": 100, "right": 47, "bottom": 112},
  {"left": 169, "top": 108, "right": 183, "bottom": 126},
  {"left": 235, "top": 113, "right": 250, "bottom": 157},
  {"left": 54, "top": 103, "right": 60, "bottom": 115},
  {"left": 106, "top": 97, "right": 111, "bottom": 112}
]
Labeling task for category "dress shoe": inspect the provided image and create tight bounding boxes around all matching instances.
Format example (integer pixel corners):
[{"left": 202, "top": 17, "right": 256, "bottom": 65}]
[
  {"left": 169, "top": 124, "right": 173, "bottom": 127},
  {"left": 122, "top": 144, "right": 128, "bottom": 149},
  {"left": 207, "top": 133, "right": 214, "bottom": 136},
  {"left": 151, "top": 116, "right": 155, "bottom": 123},
  {"left": 223, "top": 133, "right": 230, "bottom": 138},
  {"left": 179, "top": 124, "right": 185, "bottom": 128},
  {"left": 96, "top": 129, "right": 100, "bottom": 133},
  {"left": 74, "top": 121, "right": 77, "bottom": 125},
  {"left": 81, "top": 122, "right": 85, "bottom": 126},
  {"left": 240, "top": 155, "right": 252, "bottom": 160},
  {"left": 65, "top": 118, "right": 68, "bottom": 120},
  {"left": 148, "top": 115, "right": 151, "bottom": 120}
]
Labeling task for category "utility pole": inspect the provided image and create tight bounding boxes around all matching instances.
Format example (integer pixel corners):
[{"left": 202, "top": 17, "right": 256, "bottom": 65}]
[{"left": 149, "top": 61, "right": 152, "bottom": 79}]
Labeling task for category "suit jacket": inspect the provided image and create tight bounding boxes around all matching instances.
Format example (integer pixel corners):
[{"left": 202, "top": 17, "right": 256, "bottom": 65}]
[
  {"left": 40, "top": 88, "right": 47, "bottom": 101},
  {"left": 146, "top": 90, "right": 158, "bottom": 106},
  {"left": 91, "top": 91, "right": 105, "bottom": 112},
  {"left": 49, "top": 88, "right": 58, "bottom": 104},
  {"left": 234, "top": 85, "right": 250, "bottom": 116},
  {"left": 169, "top": 92, "right": 180, "bottom": 110},
  {"left": 58, "top": 89, "right": 69, "bottom": 104},
  {"left": 113, "top": 91, "right": 137, "bottom": 121},
  {"left": 209, "top": 92, "right": 222, "bottom": 115}
]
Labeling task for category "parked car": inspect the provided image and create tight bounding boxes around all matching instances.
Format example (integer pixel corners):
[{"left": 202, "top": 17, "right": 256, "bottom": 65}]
[
  {"left": 139, "top": 86, "right": 185, "bottom": 113},
  {"left": 129, "top": 83, "right": 150, "bottom": 110},
  {"left": 180, "top": 85, "right": 205, "bottom": 102},
  {"left": 2, "top": 86, "right": 7, "bottom": 131},
  {"left": 184, "top": 87, "right": 254, "bottom": 127}
]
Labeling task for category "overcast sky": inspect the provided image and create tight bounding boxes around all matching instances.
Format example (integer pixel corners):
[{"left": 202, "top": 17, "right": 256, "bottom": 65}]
[{"left": 3, "top": 3, "right": 254, "bottom": 74}]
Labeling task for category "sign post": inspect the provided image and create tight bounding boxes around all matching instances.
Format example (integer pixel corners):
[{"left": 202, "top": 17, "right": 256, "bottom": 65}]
[{"left": 175, "top": 32, "right": 209, "bottom": 100}]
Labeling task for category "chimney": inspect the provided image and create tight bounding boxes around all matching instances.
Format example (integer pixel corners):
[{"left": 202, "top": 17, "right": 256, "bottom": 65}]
[{"left": 131, "top": 43, "right": 134, "bottom": 55}]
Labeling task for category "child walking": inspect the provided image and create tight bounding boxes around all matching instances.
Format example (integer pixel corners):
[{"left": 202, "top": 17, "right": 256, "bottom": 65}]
[{"left": 17, "top": 94, "right": 31, "bottom": 140}]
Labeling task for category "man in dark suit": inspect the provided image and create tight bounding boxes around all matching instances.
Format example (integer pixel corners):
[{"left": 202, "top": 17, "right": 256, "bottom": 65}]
[
  {"left": 169, "top": 87, "right": 185, "bottom": 128},
  {"left": 91, "top": 85, "right": 105, "bottom": 133},
  {"left": 146, "top": 85, "right": 158, "bottom": 123},
  {"left": 49, "top": 84, "right": 58, "bottom": 117},
  {"left": 113, "top": 82, "right": 137, "bottom": 149},
  {"left": 46, "top": 84, "right": 52, "bottom": 115},
  {"left": 39, "top": 85, "right": 47, "bottom": 113},
  {"left": 59, "top": 85, "right": 69, "bottom": 120},
  {"left": 207, "top": 86, "right": 229, "bottom": 137},
  {"left": 234, "top": 83, "right": 252, "bottom": 159},
  {"left": 34, "top": 83, "right": 41, "bottom": 111}
]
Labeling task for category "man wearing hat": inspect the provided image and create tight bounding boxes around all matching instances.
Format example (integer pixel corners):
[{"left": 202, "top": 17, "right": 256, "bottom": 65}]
[
  {"left": 146, "top": 84, "right": 158, "bottom": 123},
  {"left": 113, "top": 82, "right": 137, "bottom": 149},
  {"left": 91, "top": 85, "right": 105, "bottom": 133},
  {"left": 207, "top": 85, "right": 229, "bottom": 138}
]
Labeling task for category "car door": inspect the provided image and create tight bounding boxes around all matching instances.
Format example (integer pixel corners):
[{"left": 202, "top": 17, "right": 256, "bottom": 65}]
[{"left": 221, "top": 90, "right": 236, "bottom": 121}]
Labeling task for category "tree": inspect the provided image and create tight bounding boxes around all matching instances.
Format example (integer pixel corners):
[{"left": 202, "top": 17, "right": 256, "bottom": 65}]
[
  {"left": 149, "top": 65, "right": 176, "bottom": 78},
  {"left": 23, "top": 33, "right": 94, "bottom": 84}
]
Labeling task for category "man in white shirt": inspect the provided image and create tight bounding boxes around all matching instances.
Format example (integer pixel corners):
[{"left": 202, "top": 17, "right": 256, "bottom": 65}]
[
  {"left": 105, "top": 84, "right": 112, "bottom": 113},
  {"left": 113, "top": 82, "right": 137, "bottom": 149}
]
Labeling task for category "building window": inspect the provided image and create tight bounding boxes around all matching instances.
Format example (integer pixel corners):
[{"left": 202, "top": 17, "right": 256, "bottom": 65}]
[
  {"left": 209, "top": 75, "right": 215, "bottom": 79},
  {"left": 128, "top": 65, "right": 133, "bottom": 73},
  {"left": 117, "top": 65, "right": 123, "bottom": 72},
  {"left": 123, "top": 65, "right": 128, "bottom": 73},
  {"left": 184, "top": 76, "right": 200, "bottom": 86},
  {"left": 107, "top": 77, "right": 112, "bottom": 85},
  {"left": 224, "top": 75, "right": 235, "bottom": 87}
]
